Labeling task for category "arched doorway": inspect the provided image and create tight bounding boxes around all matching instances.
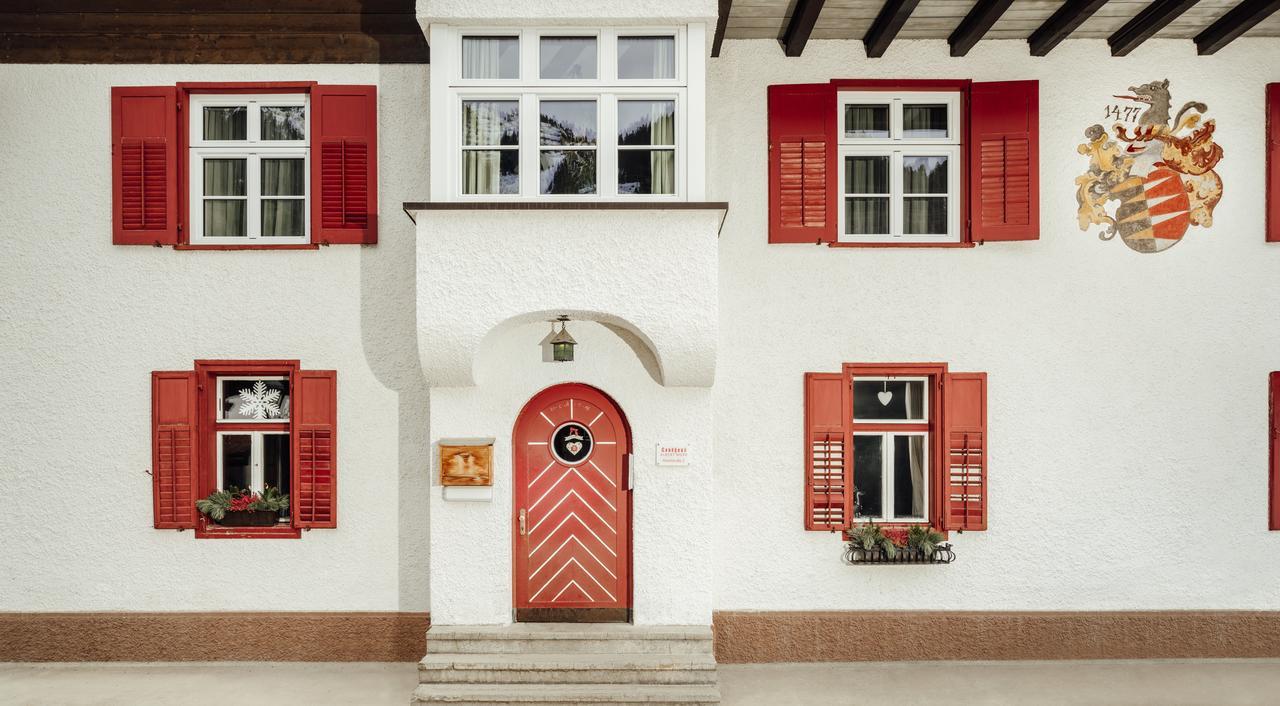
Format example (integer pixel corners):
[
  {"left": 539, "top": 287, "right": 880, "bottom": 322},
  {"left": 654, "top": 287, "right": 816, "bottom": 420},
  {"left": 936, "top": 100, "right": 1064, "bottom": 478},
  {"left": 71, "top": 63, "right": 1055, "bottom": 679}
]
[{"left": 512, "top": 383, "right": 632, "bottom": 622}]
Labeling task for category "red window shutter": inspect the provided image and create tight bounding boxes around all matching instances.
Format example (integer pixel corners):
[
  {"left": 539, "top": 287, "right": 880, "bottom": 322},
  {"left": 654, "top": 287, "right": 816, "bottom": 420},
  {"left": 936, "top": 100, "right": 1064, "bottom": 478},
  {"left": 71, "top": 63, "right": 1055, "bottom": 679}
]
[
  {"left": 943, "top": 372, "right": 987, "bottom": 531},
  {"left": 112, "top": 87, "right": 178, "bottom": 246},
  {"left": 969, "top": 81, "right": 1038, "bottom": 243},
  {"left": 311, "top": 85, "right": 378, "bottom": 245},
  {"left": 1271, "top": 372, "right": 1280, "bottom": 530},
  {"left": 292, "top": 370, "right": 337, "bottom": 529},
  {"left": 805, "top": 372, "right": 849, "bottom": 530},
  {"left": 152, "top": 371, "right": 197, "bottom": 529},
  {"left": 769, "top": 83, "right": 836, "bottom": 244},
  {"left": 1268, "top": 85, "right": 1280, "bottom": 242}
]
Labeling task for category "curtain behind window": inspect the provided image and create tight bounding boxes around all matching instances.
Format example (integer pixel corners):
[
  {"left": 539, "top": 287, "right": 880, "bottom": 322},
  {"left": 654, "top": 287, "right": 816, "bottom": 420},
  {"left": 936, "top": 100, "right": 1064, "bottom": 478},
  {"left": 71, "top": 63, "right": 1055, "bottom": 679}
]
[{"left": 650, "top": 102, "right": 675, "bottom": 194}]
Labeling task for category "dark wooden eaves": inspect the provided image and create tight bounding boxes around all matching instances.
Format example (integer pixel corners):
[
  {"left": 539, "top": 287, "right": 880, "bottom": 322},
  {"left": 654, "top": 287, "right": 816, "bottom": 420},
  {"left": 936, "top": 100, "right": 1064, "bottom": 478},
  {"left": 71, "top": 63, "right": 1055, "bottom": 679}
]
[
  {"left": 863, "top": 0, "right": 922, "bottom": 58},
  {"left": 1108, "top": 0, "right": 1201, "bottom": 57},
  {"left": 948, "top": 0, "right": 1016, "bottom": 57},
  {"left": 1195, "top": 0, "right": 1280, "bottom": 55},
  {"left": 1028, "top": 0, "right": 1110, "bottom": 56},
  {"left": 779, "top": 0, "right": 826, "bottom": 57}
]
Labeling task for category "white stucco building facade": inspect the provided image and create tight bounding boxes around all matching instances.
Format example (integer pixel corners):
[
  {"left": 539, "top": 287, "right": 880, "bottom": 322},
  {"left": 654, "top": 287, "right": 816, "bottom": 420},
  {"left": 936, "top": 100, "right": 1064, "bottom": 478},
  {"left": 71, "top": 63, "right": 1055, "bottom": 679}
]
[{"left": 4, "top": 0, "right": 1280, "bottom": 671}]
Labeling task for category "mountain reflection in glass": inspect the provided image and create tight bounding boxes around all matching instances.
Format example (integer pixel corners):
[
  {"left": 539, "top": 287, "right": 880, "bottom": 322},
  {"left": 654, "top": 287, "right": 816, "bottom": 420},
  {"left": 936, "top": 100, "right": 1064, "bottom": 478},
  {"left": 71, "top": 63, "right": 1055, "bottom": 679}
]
[
  {"left": 618, "top": 100, "right": 675, "bottom": 194},
  {"left": 540, "top": 101, "right": 597, "bottom": 194},
  {"left": 463, "top": 101, "right": 519, "bottom": 194}
]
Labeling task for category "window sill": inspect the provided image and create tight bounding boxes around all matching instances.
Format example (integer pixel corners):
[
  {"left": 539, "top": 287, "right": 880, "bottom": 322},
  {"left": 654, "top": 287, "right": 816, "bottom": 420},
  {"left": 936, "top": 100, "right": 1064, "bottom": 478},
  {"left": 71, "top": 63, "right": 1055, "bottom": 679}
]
[
  {"left": 403, "top": 201, "right": 730, "bottom": 232},
  {"left": 196, "top": 524, "right": 302, "bottom": 539},
  {"left": 827, "top": 241, "right": 975, "bottom": 249},
  {"left": 174, "top": 243, "right": 321, "bottom": 251}
]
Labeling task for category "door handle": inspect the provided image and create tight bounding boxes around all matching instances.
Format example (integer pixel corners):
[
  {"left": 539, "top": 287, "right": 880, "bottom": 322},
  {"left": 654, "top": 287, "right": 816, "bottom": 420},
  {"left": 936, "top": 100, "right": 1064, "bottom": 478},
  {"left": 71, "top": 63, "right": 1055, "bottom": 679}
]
[{"left": 519, "top": 508, "right": 527, "bottom": 536}]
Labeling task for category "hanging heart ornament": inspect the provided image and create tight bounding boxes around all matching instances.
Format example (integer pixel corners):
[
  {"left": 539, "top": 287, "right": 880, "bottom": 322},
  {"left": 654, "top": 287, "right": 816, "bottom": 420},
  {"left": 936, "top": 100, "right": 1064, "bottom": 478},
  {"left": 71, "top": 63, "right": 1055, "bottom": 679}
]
[{"left": 877, "top": 390, "right": 894, "bottom": 406}]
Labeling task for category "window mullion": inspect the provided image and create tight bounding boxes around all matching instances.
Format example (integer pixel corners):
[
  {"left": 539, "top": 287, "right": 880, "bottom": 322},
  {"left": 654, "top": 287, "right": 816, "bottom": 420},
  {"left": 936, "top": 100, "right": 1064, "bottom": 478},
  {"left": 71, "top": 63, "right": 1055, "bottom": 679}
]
[
  {"left": 251, "top": 433, "right": 264, "bottom": 493},
  {"left": 883, "top": 432, "right": 894, "bottom": 521},
  {"left": 523, "top": 93, "right": 537, "bottom": 197},
  {"left": 602, "top": 93, "right": 618, "bottom": 197},
  {"left": 891, "top": 151, "right": 903, "bottom": 238}
]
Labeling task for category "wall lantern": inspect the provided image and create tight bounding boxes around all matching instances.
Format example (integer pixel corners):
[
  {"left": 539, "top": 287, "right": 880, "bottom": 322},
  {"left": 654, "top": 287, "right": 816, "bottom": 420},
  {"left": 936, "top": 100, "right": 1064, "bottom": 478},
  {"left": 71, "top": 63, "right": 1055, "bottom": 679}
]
[{"left": 549, "top": 316, "right": 577, "bottom": 362}]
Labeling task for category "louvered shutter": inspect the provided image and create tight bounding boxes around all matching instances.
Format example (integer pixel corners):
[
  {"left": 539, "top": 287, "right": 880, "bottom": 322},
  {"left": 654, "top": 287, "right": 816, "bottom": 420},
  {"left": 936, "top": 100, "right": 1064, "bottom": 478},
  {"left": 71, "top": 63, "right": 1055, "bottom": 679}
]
[
  {"left": 1270, "top": 372, "right": 1280, "bottom": 529},
  {"left": 943, "top": 372, "right": 987, "bottom": 531},
  {"left": 151, "top": 371, "right": 197, "bottom": 529},
  {"left": 769, "top": 84, "right": 836, "bottom": 244},
  {"left": 805, "top": 372, "right": 850, "bottom": 530},
  {"left": 1268, "top": 85, "right": 1280, "bottom": 242},
  {"left": 311, "top": 85, "right": 378, "bottom": 245},
  {"left": 112, "top": 87, "right": 178, "bottom": 245},
  {"left": 969, "top": 81, "right": 1038, "bottom": 243},
  {"left": 292, "top": 370, "right": 337, "bottom": 529}
]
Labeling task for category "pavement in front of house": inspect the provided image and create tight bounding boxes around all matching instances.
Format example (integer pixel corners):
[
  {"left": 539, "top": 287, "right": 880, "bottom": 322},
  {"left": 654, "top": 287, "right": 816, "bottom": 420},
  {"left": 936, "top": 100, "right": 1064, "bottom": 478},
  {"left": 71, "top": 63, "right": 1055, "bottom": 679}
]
[{"left": 1, "top": 659, "right": 1279, "bottom": 705}]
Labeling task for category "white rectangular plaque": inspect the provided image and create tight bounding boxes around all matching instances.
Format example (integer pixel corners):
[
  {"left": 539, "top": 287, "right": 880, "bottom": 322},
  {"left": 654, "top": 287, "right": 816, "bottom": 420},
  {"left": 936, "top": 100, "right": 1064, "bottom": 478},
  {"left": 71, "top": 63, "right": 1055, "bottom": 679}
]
[{"left": 655, "top": 443, "right": 690, "bottom": 466}]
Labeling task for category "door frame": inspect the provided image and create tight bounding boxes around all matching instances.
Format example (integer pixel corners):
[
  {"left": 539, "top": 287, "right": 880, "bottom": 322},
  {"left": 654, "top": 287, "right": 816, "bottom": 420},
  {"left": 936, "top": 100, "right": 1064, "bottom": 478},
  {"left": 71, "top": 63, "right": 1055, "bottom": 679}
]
[{"left": 511, "top": 382, "right": 633, "bottom": 623}]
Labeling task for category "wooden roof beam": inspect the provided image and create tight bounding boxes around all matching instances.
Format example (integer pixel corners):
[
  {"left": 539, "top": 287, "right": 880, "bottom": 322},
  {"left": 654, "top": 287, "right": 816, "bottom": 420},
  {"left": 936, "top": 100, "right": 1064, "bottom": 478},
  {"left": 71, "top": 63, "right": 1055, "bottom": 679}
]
[
  {"left": 712, "top": 0, "right": 732, "bottom": 57},
  {"left": 1028, "top": 0, "right": 1109, "bottom": 56},
  {"left": 1108, "top": 0, "right": 1200, "bottom": 57},
  {"left": 863, "top": 0, "right": 922, "bottom": 58},
  {"left": 948, "top": 0, "right": 1015, "bottom": 57},
  {"left": 1195, "top": 0, "right": 1280, "bottom": 55},
  {"left": 780, "top": 0, "right": 826, "bottom": 57}
]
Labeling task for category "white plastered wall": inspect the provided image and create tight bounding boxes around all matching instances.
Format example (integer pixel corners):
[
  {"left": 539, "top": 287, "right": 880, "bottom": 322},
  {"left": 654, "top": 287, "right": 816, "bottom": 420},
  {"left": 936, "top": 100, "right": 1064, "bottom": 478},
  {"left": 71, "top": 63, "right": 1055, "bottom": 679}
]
[
  {"left": 711, "top": 38, "right": 1280, "bottom": 611},
  {"left": 0, "top": 64, "right": 431, "bottom": 612}
]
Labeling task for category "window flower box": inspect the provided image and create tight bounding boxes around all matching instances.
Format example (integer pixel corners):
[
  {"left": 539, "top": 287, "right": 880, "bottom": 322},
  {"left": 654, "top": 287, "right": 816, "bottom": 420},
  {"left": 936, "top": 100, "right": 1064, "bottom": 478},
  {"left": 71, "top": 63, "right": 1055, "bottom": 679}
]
[
  {"left": 843, "top": 543, "right": 955, "bottom": 565},
  {"left": 215, "top": 510, "right": 281, "bottom": 527},
  {"left": 843, "top": 522, "right": 954, "bottom": 565}
]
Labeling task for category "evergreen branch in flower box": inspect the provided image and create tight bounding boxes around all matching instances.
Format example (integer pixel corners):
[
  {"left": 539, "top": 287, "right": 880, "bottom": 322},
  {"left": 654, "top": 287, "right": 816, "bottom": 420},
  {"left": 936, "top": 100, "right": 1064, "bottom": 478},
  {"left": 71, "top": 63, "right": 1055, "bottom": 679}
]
[{"left": 195, "top": 487, "right": 289, "bottom": 522}]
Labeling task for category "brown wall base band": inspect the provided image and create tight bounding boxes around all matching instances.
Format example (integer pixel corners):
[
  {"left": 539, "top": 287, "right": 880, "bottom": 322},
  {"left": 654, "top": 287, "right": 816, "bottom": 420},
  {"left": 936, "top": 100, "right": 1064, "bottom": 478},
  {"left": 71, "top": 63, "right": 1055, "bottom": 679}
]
[
  {"left": 0, "top": 612, "right": 430, "bottom": 662},
  {"left": 712, "top": 610, "right": 1280, "bottom": 663},
  {"left": 6, "top": 610, "right": 1280, "bottom": 662}
]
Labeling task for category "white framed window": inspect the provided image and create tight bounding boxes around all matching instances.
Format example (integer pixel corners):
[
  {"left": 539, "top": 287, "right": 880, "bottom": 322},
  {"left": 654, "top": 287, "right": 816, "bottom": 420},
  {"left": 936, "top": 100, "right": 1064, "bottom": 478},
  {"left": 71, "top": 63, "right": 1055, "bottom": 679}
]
[
  {"left": 838, "top": 91, "right": 961, "bottom": 243},
  {"left": 440, "top": 27, "right": 694, "bottom": 200},
  {"left": 852, "top": 432, "right": 929, "bottom": 522},
  {"left": 188, "top": 94, "right": 309, "bottom": 245},
  {"left": 851, "top": 376, "right": 930, "bottom": 523},
  {"left": 216, "top": 431, "right": 290, "bottom": 499}
]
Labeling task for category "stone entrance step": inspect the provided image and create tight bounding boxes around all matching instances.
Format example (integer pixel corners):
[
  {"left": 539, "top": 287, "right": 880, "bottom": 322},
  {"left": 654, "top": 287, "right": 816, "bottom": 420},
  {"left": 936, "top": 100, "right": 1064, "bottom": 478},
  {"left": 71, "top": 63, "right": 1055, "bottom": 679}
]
[
  {"left": 425, "top": 624, "right": 715, "bottom": 655},
  {"left": 413, "top": 624, "right": 720, "bottom": 705},
  {"left": 419, "top": 652, "right": 719, "bottom": 684}
]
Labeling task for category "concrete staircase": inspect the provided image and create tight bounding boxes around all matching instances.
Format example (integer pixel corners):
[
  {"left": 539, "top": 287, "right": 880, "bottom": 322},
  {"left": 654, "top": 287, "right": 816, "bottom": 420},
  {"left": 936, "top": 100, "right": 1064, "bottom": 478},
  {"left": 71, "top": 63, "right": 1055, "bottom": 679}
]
[{"left": 411, "top": 624, "right": 721, "bottom": 705}]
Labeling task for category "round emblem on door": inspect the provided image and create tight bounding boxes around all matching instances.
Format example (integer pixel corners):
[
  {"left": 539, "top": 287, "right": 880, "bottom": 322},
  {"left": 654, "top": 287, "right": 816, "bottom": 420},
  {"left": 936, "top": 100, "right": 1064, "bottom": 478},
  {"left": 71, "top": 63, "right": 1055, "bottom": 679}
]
[{"left": 551, "top": 422, "right": 593, "bottom": 466}]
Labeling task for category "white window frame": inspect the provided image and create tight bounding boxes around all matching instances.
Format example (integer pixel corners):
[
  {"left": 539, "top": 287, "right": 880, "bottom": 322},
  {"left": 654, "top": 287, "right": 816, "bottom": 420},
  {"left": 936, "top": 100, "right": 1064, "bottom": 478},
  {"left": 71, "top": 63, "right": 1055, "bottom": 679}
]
[
  {"left": 188, "top": 94, "right": 310, "bottom": 246},
  {"left": 215, "top": 430, "right": 290, "bottom": 494},
  {"left": 437, "top": 26, "right": 700, "bottom": 201},
  {"left": 216, "top": 376, "right": 290, "bottom": 424},
  {"left": 837, "top": 91, "right": 961, "bottom": 244},
  {"left": 852, "top": 431, "right": 930, "bottom": 523}
]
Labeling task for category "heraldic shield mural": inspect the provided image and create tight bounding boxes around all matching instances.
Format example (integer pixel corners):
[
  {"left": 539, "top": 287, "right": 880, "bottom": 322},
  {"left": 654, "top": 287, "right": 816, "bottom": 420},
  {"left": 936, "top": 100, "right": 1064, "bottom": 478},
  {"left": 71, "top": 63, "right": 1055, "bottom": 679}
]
[{"left": 1075, "top": 79, "right": 1224, "bottom": 253}]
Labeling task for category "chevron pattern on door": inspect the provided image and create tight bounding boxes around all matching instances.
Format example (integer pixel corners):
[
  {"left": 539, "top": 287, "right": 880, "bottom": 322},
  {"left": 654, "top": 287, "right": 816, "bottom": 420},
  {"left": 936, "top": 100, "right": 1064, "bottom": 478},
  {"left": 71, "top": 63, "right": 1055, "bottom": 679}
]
[{"left": 514, "top": 384, "right": 630, "bottom": 619}]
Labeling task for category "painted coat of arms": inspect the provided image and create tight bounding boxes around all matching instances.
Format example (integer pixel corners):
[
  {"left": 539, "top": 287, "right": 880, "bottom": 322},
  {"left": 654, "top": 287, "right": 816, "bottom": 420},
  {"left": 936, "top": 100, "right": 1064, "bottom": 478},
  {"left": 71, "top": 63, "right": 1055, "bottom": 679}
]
[{"left": 1076, "top": 79, "right": 1224, "bottom": 253}]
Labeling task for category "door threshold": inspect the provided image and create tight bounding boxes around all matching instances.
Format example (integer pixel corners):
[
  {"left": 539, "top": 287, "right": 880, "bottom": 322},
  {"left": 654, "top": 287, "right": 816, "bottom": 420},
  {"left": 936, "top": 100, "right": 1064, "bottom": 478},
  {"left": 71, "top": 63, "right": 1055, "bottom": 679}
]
[{"left": 515, "top": 608, "right": 632, "bottom": 623}]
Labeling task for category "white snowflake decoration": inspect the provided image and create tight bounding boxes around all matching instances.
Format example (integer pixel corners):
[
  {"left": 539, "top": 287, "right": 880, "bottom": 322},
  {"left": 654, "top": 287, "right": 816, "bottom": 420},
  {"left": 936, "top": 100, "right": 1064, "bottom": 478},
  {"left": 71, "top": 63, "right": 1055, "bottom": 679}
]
[{"left": 236, "top": 380, "right": 283, "bottom": 420}]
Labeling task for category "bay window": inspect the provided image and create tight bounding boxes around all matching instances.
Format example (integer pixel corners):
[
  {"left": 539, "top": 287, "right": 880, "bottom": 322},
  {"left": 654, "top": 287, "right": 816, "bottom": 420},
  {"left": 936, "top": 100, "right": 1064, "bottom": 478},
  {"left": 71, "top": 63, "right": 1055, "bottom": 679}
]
[{"left": 443, "top": 27, "right": 694, "bottom": 200}]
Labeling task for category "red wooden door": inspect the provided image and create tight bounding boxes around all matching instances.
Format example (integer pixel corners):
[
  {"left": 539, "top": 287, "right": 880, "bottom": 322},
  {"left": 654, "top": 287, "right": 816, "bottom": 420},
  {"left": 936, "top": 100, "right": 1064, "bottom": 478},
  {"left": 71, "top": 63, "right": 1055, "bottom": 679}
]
[{"left": 514, "top": 384, "right": 631, "bottom": 621}]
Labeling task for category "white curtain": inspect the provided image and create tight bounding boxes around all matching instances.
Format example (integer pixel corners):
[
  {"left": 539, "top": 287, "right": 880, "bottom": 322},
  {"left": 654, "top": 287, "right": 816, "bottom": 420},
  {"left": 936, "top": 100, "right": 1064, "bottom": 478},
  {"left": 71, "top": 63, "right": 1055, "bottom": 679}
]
[
  {"left": 203, "top": 159, "right": 246, "bottom": 237},
  {"left": 463, "top": 38, "right": 504, "bottom": 79},
  {"left": 650, "top": 101, "right": 675, "bottom": 194},
  {"left": 652, "top": 37, "right": 675, "bottom": 79},
  {"left": 261, "top": 158, "right": 303, "bottom": 237},
  {"left": 908, "top": 435, "right": 926, "bottom": 517}
]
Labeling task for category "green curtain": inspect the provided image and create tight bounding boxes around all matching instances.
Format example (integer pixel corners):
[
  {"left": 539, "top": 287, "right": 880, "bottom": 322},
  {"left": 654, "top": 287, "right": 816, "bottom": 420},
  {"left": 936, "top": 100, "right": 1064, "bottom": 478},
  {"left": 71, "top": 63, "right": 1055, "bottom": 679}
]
[
  {"left": 203, "top": 159, "right": 246, "bottom": 237},
  {"left": 261, "top": 158, "right": 304, "bottom": 237}
]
